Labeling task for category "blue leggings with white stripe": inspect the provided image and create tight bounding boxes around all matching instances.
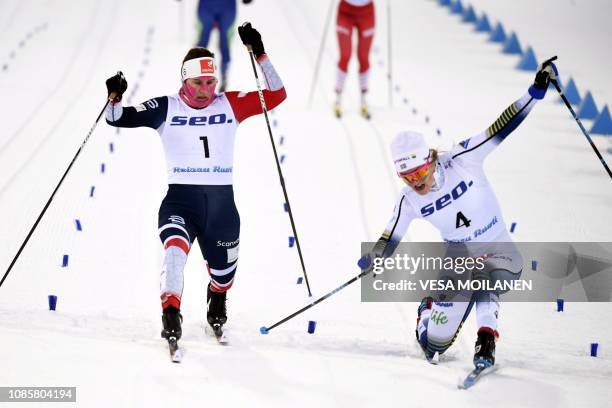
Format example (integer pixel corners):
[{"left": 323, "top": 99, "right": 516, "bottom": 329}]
[{"left": 158, "top": 184, "right": 240, "bottom": 303}]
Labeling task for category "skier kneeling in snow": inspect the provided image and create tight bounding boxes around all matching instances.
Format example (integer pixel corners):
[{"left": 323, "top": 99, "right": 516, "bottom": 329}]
[
  {"left": 360, "top": 59, "right": 558, "bottom": 369},
  {"left": 104, "top": 23, "right": 286, "bottom": 342}
]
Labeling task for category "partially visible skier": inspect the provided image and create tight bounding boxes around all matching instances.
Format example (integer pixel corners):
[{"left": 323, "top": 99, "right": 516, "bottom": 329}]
[
  {"left": 334, "top": 0, "right": 375, "bottom": 119},
  {"left": 104, "top": 23, "right": 286, "bottom": 350},
  {"left": 360, "top": 59, "right": 559, "bottom": 369},
  {"left": 196, "top": 0, "right": 254, "bottom": 91}
]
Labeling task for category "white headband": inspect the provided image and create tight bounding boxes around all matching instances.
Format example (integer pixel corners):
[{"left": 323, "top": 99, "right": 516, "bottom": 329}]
[{"left": 181, "top": 57, "right": 218, "bottom": 81}]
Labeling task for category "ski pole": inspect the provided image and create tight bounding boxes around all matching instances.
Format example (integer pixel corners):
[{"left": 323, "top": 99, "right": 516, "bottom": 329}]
[
  {"left": 551, "top": 77, "right": 612, "bottom": 180},
  {"left": 243, "top": 31, "right": 313, "bottom": 297},
  {"left": 307, "top": 0, "right": 336, "bottom": 107},
  {"left": 260, "top": 268, "right": 372, "bottom": 334},
  {"left": 0, "top": 93, "right": 115, "bottom": 289}
]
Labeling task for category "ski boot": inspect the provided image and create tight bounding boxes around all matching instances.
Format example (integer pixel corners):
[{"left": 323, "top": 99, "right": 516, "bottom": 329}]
[
  {"left": 360, "top": 104, "right": 371, "bottom": 120},
  {"left": 207, "top": 284, "right": 228, "bottom": 341},
  {"left": 207, "top": 284, "right": 227, "bottom": 328},
  {"left": 473, "top": 328, "right": 496, "bottom": 368},
  {"left": 334, "top": 102, "right": 342, "bottom": 118},
  {"left": 161, "top": 306, "right": 183, "bottom": 340},
  {"left": 360, "top": 90, "right": 371, "bottom": 120}
]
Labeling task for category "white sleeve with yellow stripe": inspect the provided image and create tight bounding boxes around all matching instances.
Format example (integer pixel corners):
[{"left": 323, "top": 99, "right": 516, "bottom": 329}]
[{"left": 450, "top": 92, "right": 538, "bottom": 166}]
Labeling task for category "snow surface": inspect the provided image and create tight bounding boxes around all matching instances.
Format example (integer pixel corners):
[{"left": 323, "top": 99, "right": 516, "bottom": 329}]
[{"left": 0, "top": 0, "right": 610, "bottom": 407}]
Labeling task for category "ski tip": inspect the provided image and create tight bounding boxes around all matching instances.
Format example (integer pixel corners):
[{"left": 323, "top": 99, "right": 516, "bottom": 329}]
[{"left": 260, "top": 326, "right": 269, "bottom": 335}]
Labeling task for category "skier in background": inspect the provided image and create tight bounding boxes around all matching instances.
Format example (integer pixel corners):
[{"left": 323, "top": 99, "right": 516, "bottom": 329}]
[
  {"left": 334, "top": 0, "right": 375, "bottom": 119},
  {"left": 104, "top": 23, "right": 285, "bottom": 347},
  {"left": 360, "top": 59, "right": 559, "bottom": 369},
  {"left": 197, "top": 0, "right": 254, "bottom": 91}
]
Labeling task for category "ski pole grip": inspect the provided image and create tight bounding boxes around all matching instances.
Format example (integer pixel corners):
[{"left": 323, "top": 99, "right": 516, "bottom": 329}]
[
  {"left": 108, "top": 92, "right": 118, "bottom": 101},
  {"left": 542, "top": 56, "right": 558, "bottom": 66}
]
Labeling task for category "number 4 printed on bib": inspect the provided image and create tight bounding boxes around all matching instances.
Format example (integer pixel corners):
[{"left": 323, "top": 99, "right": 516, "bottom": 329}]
[{"left": 456, "top": 211, "right": 471, "bottom": 228}]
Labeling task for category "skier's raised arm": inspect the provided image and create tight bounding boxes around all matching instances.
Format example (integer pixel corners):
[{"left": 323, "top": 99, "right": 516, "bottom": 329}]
[
  {"left": 104, "top": 72, "right": 168, "bottom": 130},
  {"left": 451, "top": 60, "right": 558, "bottom": 166},
  {"left": 224, "top": 23, "right": 287, "bottom": 123}
]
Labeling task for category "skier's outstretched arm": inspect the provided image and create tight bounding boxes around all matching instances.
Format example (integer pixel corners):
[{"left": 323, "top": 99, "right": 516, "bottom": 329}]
[
  {"left": 451, "top": 61, "right": 559, "bottom": 165},
  {"left": 359, "top": 190, "right": 416, "bottom": 271},
  {"left": 105, "top": 97, "right": 168, "bottom": 130},
  {"left": 225, "top": 55, "right": 287, "bottom": 123},
  {"left": 225, "top": 23, "right": 287, "bottom": 124},
  {"left": 104, "top": 72, "right": 168, "bottom": 130}
]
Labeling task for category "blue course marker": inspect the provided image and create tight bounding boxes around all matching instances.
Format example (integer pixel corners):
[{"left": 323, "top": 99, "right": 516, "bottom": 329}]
[
  {"left": 307, "top": 321, "right": 317, "bottom": 334},
  {"left": 273, "top": 119, "right": 278, "bottom": 128},
  {"left": 48, "top": 295, "right": 58, "bottom": 311},
  {"left": 297, "top": 277, "right": 303, "bottom": 284},
  {"left": 577, "top": 91, "right": 599, "bottom": 120},
  {"left": 502, "top": 32, "right": 522, "bottom": 54},
  {"left": 280, "top": 154, "right": 286, "bottom": 163},
  {"left": 591, "top": 105, "right": 612, "bottom": 135},
  {"left": 462, "top": 5, "right": 477, "bottom": 23},
  {"left": 439, "top": 0, "right": 451, "bottom": 6},
  {"left": 451, "top": 0, "right": 463, "bottom": 14},
  {"left": 288, "top": 236, "right": 295, "bottom": 247},
  {"left": 560, "top": 78, "right": 581, "bottom": 105},
  {"left": 101, "top": 163, "right": 106, "bottom": 173},
  {"left": 436, "top": 129, "right": 441, "bottom": 136},
  {"left": 489, "top": 22, "right": 506, "bottom": 43},
  {"left": 475, "top": 13, "right": 491, "bottom": 32},
  {"left": 517, "top": 47, "right": 538, "bottom": 71},
  {"left": 109, "top": 142, "right": 114, "bottom": 153},
  {"left": 89, "top": 186, "right": 95, "bottom": 198},
  {"left": 284, "top": 203, "right": 289, "bottom": 212},
  {"left": 75, "top": 219, "right": 82, "bottom": 231},
  {"left": 62, "top": 255, "right": 69, "bottom": 267},
  {"left": 279, "top": 136, "right": 284, "bottom": 145},
  {"left": 590, "top": 343, "right": 598, "bottom": 357},
  {"left": 531, "top": 260, "right": 537, "bottom": 271},
  {"left": 510, "top": 222, "right": 517, "bottom": 233},
  {"left": 556, "top": 299, "right": 564, "bottom": 312}
]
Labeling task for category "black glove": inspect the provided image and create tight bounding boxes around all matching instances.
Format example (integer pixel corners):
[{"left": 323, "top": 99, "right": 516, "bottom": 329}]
[
  {"left": 528, "top": 56, "right": 558, "bottom": 100},
  {"left": 242, "top": 0, "right": 253, "bottom": 4},
  {"left": 238, "top": 22, "right": 265, "bottom": 58},
  {"left": 357, "top": 238, "right": 389, "bottom": 274},
  {"left": 533, "top": 56, "right": 559, "bottom": 90},
  {"left": 106, "top": 71, "right": 127, "bottom": 102}
]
